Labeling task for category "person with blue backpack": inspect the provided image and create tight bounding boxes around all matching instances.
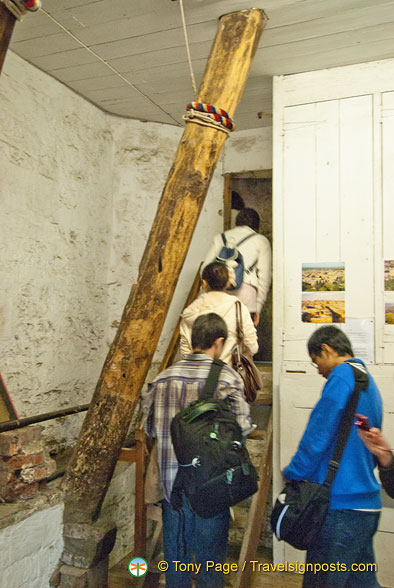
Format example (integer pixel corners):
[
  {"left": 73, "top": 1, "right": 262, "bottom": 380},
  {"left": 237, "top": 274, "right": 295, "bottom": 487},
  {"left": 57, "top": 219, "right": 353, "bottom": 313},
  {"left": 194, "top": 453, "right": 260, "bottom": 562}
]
[{"left": 202, "top": 208, "right": 271, "bottom": 326}]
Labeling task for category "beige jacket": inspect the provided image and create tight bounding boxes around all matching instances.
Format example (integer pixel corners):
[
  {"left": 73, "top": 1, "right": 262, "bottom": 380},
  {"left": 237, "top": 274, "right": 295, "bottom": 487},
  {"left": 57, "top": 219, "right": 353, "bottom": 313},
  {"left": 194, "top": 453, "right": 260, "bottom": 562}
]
[{"left": 180, "top": 291, "right": 258, "bottom": 364}]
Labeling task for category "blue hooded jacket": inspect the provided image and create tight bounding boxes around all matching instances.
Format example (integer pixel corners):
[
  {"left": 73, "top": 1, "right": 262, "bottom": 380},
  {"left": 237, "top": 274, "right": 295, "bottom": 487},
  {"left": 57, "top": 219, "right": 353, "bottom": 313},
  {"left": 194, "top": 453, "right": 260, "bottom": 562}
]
[{"left": 283, "top": 359, "right": 383, "bottom": 510}]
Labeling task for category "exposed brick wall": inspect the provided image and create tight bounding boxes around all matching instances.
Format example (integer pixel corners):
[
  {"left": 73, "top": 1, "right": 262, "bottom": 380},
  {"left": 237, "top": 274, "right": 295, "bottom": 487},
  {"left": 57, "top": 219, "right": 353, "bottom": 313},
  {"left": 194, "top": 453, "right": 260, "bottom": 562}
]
[{"left": 0, "top": 426, "right": 56, "bottom": 501}]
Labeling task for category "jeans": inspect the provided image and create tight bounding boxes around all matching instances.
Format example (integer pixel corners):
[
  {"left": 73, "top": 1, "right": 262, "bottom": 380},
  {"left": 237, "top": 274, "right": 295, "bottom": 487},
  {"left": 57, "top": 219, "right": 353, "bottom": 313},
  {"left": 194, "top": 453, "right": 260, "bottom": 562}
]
[
  {"left": 303, "top": 509, "right": 381, "bottom": 588},
  {"left": 161, "top": 496, "right": 230, "bottom": 588}
]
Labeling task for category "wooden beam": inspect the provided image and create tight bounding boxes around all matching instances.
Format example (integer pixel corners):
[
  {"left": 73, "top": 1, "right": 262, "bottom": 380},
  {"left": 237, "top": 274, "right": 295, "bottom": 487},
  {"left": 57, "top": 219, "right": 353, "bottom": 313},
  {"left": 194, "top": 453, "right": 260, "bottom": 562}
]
[
  {"left": 234, "top": 412, "right": 273, "bottom": 588},
  {"left": 0, "top": 4, "right": 16, "bottom": 75},
  {"left": 62, "top": 8, "right": 267, "bottom": 523}
]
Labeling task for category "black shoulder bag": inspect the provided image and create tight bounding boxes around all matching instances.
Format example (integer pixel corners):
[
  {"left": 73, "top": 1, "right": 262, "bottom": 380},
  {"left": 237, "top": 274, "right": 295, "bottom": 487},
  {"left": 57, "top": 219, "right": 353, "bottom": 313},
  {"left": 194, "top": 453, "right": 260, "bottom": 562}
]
[{"left": 270, "top": 361, "right": 369, "bottom": 551}]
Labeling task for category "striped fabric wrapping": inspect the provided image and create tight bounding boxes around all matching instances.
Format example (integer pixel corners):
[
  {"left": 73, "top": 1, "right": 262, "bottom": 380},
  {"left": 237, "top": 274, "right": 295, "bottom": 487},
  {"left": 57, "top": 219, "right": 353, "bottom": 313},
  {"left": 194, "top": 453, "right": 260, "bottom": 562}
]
[{"left": 186, "top": 101, "right": 235, "bottom": 131}]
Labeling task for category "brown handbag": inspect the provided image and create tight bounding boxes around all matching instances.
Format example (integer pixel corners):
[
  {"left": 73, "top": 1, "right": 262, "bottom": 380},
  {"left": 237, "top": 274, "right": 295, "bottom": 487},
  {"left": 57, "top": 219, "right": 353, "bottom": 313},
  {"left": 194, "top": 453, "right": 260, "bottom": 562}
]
[{"left": 231, "top": 300, "right": 263, "bottom": 403}]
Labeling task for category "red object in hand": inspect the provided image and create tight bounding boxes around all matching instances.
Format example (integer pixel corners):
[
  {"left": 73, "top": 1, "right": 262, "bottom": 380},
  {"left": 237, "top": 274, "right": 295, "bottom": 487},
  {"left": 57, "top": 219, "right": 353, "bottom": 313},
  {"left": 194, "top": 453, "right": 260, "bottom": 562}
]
[{"left": 355, "top": 413, "right": 370, "bottom": 431}]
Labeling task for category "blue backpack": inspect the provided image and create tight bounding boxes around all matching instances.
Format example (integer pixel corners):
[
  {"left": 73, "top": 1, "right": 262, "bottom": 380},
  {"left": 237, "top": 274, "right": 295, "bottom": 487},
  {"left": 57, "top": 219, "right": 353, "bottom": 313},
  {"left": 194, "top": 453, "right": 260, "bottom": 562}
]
[{"left": 216, "top": 233, "right": 257, "bottom": 290}]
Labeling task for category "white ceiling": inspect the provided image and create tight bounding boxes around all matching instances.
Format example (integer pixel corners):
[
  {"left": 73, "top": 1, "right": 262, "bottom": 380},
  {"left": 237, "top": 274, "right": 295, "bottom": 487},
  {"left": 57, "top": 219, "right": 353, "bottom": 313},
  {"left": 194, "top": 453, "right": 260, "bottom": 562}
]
[{"left": 8, "top": 0, "right": 394, "bottom": 131}]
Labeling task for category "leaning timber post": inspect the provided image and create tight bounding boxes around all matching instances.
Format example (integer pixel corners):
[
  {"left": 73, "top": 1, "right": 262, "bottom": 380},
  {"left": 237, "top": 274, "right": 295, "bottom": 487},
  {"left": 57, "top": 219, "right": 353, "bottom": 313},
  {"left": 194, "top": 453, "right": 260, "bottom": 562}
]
[
  {"left": 59, "top": 9, "right": 267, "bottom": 585},
  {"left": 0, "top": 4, "right": 17, "bottom": 75}
]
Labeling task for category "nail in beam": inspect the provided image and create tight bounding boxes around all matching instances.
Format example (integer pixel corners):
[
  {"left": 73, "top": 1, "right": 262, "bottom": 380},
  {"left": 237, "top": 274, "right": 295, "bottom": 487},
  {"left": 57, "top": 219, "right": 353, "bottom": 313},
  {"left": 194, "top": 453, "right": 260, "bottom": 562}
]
[{"left": 69, "top": 9, "right": 267, "bottom": 521}]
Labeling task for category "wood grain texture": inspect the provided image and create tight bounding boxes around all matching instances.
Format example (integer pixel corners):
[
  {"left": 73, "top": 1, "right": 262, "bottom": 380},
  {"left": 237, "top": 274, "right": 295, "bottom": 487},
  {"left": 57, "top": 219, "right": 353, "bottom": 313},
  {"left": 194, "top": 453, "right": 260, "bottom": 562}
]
[
  {"left": 62, "top": 8, "right": 267, "bottom": 522},
  {"left": 0, "top": 4, "right": 16, "bottom": 74}
]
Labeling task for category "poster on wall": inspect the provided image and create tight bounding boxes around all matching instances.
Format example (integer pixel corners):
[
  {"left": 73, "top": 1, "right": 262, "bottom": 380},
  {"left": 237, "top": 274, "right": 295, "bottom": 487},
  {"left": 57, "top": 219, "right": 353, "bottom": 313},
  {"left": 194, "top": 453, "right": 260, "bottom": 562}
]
[
  {"left": 384, "top": 261, "right": 394, "bottom": 325},
  {"left": 341, "top": 319, "right": 374, "bottom": 364},
  {"left": 302, "top": 262, "right": 345, "bottom": 323},
  {"left": 385, "top": 302, "right": 394, "bottom": 325},
  {"left": 302, "top": 262, "right": 345, "bottom": 292},
  {"left": 384, "top": 260, "right": 394, "bottom": 291},
  {"left": 302, "top": 292, "right": 345, "bottom": 323}
]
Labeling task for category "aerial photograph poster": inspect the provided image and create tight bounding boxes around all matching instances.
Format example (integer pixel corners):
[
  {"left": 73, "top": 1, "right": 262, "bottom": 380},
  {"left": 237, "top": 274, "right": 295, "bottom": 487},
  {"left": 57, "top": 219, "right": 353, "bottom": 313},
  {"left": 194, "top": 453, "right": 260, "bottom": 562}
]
[
  {"left": 384, "top": 260, "right": 394, "bottom": 291},
  {"left": 302, "top": 262, "right": 345, "bottom": 292},
  {"left": 302, "top": 292, "right": 345, "bottom": 324}
]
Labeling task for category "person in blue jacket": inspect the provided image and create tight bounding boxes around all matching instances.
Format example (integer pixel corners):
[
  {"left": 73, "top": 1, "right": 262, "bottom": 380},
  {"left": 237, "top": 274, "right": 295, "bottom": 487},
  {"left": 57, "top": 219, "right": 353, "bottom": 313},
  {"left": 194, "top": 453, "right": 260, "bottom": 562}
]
[{"left": 283, "top": 326, "right": 383, "bottom": 588}]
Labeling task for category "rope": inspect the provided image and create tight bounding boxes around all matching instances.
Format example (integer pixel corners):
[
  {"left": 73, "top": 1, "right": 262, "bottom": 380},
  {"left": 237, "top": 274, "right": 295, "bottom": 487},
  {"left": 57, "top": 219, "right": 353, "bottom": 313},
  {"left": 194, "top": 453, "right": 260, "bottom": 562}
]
[
  {"left": 183, "top": 102, "right": 235, "bottom": 134},
  {"left": 1, "top": 0, "right": 40, "bottom": 20},
  {"left": 179, "top": 0, "right": 198, "bottom": 98}
]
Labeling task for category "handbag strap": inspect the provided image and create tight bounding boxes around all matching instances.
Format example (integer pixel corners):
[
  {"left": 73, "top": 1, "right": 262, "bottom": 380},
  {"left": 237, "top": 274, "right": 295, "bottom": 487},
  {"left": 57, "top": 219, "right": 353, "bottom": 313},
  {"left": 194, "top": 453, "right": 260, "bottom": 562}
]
[
  {"left": 234, "top": 300, "right": 244, "bottom": 343},
  {"left": 324, "top": 361, "right": 369, "bottom": 485},
  {"left": 199, "top": 359, "right": 225, "bottom": 402}
]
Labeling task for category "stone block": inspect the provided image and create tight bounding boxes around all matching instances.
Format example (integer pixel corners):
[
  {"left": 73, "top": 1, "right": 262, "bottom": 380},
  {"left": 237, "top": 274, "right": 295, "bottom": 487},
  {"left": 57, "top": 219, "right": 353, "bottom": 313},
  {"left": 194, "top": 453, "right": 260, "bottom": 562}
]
[
  {"left": 62, "top": 519, "right": 117, "bottom": 569},
  {"left": 0, "top": 426, "right": 43, "bottom": 457},
  {"left": 59, "top": 559, "right": 108, "bottom": 588}
]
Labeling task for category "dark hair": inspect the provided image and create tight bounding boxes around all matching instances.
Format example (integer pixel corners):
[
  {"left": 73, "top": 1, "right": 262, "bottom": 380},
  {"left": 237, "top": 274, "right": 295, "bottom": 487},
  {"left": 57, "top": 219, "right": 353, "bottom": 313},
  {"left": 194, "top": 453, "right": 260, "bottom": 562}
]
[
  {"left": 202, "top": 262, "right": 229, "bottom": 291},
  {"left": 235, "top": 208, "right": 260, "bottom": 232},
  {"left": 191, "top": 313, "right": 228, "bottom": 351},
  {"left": 307, "top": 326, "right": 354, "bottom": 357},
  {"left": 231, "top": 191, "right": 244, "bottom": 211}
]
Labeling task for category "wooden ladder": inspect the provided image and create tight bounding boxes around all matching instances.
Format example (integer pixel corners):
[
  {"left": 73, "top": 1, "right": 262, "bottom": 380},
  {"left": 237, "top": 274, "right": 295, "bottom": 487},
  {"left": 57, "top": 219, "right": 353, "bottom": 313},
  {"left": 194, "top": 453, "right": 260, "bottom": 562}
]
[{"left": 233, "top": 389, "right": 273, "bottom": 588}]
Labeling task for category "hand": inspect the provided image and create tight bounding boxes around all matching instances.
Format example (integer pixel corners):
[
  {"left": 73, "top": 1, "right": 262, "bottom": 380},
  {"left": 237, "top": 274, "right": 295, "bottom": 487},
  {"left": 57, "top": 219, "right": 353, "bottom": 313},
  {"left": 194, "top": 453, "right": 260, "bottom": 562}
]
[
  {"left": 358, "top": 427, "right": 393, "bottom": 468},
  {"left": 253, "top": 312, "right": 260, "bottom": 327}
]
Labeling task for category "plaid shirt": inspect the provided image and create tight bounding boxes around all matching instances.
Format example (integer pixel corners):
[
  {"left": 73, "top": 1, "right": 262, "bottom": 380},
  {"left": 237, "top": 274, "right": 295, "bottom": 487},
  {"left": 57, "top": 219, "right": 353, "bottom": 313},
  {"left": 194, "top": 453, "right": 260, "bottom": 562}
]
[{"left": 142, "top": 353, "right": 252, "bottom": 502}]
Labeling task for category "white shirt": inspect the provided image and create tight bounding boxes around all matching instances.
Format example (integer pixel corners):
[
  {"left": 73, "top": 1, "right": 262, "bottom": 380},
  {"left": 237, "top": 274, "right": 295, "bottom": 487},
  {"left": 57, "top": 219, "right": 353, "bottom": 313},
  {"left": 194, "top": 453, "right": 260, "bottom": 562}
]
[{"left": 202, "top": 226, "right": 272, "bottom": 313}]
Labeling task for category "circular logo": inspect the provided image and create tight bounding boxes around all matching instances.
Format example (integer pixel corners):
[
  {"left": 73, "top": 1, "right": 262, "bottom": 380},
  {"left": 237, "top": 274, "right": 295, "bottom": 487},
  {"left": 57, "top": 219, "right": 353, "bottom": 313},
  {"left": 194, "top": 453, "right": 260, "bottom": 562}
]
[{"left": 128, "top": 557, "right": 148, "bottom": 577}]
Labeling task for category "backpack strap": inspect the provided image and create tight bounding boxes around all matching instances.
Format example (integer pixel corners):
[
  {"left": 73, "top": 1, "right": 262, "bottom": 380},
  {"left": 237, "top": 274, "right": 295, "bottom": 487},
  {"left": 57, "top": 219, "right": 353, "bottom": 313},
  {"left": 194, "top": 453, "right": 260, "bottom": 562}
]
[
  {"left": 236, "top": 232, "right": 256, "bottom": 247},
  {"left": 324, "top": 361, "right": 369, "bottom": 486},
  {"left": 199, "top": 359, "right": 225, "bottom": 402},
  {"left": 236, "top": 233, "right": 258, "bottom": 274}
]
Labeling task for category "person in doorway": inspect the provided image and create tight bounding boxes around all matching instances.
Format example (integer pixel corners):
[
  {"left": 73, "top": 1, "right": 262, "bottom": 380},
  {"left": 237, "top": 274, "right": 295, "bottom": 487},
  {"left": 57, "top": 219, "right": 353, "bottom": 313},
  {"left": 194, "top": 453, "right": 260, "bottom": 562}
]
[
  {"left": 202, "top": 208, "right": 271, "bottom": 326},
  {"left": 142, "top": 313, "right": 252, "bottom": 588},
  {"left": 358, "top": 426, "right": 394, "bottom": 498},
  {"left": 283, "top": 326, "right": 383, "bottom": 588},
  {"left": 180, "top": 262, "right": 258, "bottom": 364}
]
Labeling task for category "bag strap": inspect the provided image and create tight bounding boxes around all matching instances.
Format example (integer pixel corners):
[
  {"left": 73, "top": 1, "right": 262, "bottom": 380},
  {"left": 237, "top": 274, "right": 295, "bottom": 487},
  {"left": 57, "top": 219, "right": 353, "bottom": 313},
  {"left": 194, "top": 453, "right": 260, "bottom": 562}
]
[
  {"left": 236, "top": 233, "right": 258, "bottom": 273},
  {"left": 199, "top": 359, "right": 225, "bottom": 402},
  {"left": 236, "top": 232, "right": 256, "bottom": 248},
  {"left": 324, "top": 361, "right": 369, "bottom": 486},
  {"left": 221, "top": 233, "right": 227, "bottom": 246},
  {"left": 234, "top": 300, "right": 244, "bottom": 344}
]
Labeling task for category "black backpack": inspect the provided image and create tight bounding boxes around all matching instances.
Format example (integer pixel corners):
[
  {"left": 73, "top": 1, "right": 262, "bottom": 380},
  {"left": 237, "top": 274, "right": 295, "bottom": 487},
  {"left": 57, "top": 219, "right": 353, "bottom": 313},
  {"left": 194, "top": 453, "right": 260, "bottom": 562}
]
[
  {"left": 170, "top": 359, "right": 258, "bottom": 518},
  {"left": 216, "top": 233, "right": 257, "bottom": 290}
]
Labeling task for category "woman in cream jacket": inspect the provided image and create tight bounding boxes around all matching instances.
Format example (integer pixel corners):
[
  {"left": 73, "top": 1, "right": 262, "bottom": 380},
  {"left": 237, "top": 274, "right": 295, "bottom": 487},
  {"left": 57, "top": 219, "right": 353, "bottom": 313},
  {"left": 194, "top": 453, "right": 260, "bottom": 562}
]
[{"left": 180, "top": 262, "right": 258, "bottom": 364}]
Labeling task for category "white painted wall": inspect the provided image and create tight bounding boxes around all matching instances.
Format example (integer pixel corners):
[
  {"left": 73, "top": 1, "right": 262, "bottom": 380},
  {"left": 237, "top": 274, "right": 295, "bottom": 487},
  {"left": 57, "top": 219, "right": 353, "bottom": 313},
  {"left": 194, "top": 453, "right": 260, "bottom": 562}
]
[
  {"left": 223, "top": 126, "right": 272, "bottom": 174},
  {"left": 0, "top": 505, "right": 63, "bottom": 588},
  {"left": 0, "top": 51, "right": 225, "bottom": 445},
  {"left": 273, "top": 58, "right": 394, "bottom": 587}
]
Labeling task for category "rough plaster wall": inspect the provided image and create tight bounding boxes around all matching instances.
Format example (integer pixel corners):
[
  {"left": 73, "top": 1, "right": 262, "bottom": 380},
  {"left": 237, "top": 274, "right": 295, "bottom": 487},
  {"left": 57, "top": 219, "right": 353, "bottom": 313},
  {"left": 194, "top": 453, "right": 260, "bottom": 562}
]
[
  {"left": 223, "top": 126, "right": 272, "bottom": 173},
  {"left": 109, "top": 118, "right": 225, "bottom": 382},
  {"left": 0, "top": 52, "right": 113, "bottom": 448},
  {"left": 0, "top": 504, "right": 63, "bottom": 588}
]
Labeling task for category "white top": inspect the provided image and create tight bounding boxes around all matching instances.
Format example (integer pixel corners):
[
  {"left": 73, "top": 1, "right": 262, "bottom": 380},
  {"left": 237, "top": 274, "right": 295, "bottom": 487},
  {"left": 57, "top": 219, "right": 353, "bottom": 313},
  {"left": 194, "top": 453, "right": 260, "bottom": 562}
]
[
  {"left": 180, "top": 291, "right": 258, "bottom": 364},
  {"left": 202, "top": 226, "right": 272, "bottom": 313}
]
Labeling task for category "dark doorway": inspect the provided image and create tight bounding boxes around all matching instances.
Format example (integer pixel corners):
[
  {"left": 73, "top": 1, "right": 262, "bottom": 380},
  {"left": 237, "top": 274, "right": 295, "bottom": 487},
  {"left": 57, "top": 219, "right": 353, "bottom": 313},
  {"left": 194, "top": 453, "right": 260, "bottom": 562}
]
[{"left": 224, "top": 173, "right": 272, "bottom": 363}]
